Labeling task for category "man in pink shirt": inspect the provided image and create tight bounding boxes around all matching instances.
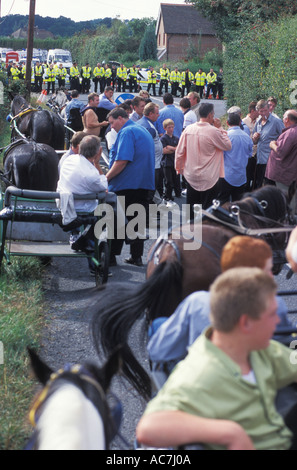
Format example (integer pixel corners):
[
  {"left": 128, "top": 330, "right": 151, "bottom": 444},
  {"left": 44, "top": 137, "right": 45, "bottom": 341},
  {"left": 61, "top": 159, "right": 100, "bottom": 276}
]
[{"left": 175, "top": 102, "right": 232, "bottom": 217}]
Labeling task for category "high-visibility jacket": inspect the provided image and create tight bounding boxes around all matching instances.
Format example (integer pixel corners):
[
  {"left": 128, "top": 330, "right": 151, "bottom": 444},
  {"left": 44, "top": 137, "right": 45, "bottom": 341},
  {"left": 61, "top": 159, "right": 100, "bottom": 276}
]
[
  {"left": 93, "top": 66, "right": 105, "bottom": 78},
  {"left": 117, "top": 67, "right": 128, "bottom": 80},
  {"left": 128, "top": 68, "right": 137, "bottom": 79},
  {"left": 81, "top": 66, "right": 92, "bottom": 79},
  {"left": 34, "top": 65, "right": 44, "bottom": 77},
  {"left": 56, "top": 67, "right": 67, "bottom": 79},
  {"left": 57, "top": 67, "right": 67, "bottom": 79},
  {"left": 21, "top": 65, "right": 26, "bottom": 78},
  {"left": 206, "top": 72, "right": 217, "bottom": 84},
  {"left": 105, "top": 67, "right": 112, "bottom": 79},
  {"left": 45, "top": 67, "right": 56, "bottom": 82},
  {"left": 70, "top": 66, "right": 80, "bottom": 79},
  {"left": 170, "top": 70, "right": 180, "bottom": 82},
  {"left": 195, "top": 72, "right": 207, "bottom": 86},
  {"left": 11, "top": 66, "right": 21, "bottom": 80},
  {"left": 148, "top": 70, "right": 157, "bottom": 83},
  {"left": 160, "top": 68, "right": 170, "bottom": 80},
  {"left": 181, "top": 71, "right": 194, "bottom": 85}
]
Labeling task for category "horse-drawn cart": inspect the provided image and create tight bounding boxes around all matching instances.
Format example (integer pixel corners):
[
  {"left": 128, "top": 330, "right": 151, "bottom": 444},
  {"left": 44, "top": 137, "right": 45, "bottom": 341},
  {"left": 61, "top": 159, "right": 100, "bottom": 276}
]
[{"left": 0, "top": 186, "right": 110, "bottom": 285}]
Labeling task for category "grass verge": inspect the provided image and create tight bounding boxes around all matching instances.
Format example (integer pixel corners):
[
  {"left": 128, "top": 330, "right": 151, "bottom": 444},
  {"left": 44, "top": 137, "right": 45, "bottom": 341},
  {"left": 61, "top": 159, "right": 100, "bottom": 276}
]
[{"left": 0, "top": 257, "right": 44, "bottom": 450}]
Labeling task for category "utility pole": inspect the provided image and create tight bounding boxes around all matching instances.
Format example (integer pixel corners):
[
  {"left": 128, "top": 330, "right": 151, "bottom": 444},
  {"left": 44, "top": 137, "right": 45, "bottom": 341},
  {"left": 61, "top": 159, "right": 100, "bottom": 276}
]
[{"left": 25, "top": 0, "right": 36, "bottom": 99}]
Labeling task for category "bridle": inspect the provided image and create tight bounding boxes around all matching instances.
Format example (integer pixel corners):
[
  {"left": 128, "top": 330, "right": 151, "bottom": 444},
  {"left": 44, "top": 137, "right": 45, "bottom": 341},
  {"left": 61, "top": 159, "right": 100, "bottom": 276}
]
[{"left": 26, "top": 363, "right": 128, "bottom": 450}]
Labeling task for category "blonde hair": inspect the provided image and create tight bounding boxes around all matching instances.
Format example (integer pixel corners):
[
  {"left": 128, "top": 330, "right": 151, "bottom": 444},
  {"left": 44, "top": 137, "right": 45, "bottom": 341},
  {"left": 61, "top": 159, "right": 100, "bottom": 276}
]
[
  {"left": 210, "top": 267, "right": 276, "bottom": 332},
  {"left": 163, "top": 119, "right": 174, "bottom": 129}
]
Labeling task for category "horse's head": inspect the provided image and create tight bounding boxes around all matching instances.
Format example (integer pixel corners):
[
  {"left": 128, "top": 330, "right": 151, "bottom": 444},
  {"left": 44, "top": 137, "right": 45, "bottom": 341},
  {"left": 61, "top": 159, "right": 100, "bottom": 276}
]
[
  {"left": 238, "top": 186, "right": 292, "bottom": 274},
  {"left": 26, "top": 347, "right": 123, "bottom": 450},
  {"left": 11, "top": 95, "right": 29, "bottom": 117}
]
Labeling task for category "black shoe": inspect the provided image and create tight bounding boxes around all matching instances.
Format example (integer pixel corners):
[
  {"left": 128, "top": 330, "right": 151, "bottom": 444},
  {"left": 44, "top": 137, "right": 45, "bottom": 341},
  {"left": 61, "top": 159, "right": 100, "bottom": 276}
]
[
  {"left": 124, "top": 257, "right": 143, "bottom": 267},
  {"left": 109, "top": 254, "right": 117, "bottom": 266},
  {"left": 71, "top": 235, "right": 87, "bottom": 252}
]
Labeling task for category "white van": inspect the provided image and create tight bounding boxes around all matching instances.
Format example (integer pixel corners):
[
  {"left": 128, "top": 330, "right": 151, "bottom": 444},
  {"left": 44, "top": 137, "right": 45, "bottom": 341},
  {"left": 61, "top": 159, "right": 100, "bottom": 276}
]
[
  {"left": 47, "top": 49, "right": 73, "bottom": 72},
  {"left": 0, "top": 48, "right": 14, "bottom": 64}
]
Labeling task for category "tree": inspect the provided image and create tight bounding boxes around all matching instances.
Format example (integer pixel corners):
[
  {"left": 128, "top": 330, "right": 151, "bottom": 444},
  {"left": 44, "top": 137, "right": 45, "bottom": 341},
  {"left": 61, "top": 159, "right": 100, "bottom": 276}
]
[
  {"left": 189, "top": 0, "right": 297, "bottom": 41},
  {"left": 139, "top": 25, "right": 157, "bottom": 61}
]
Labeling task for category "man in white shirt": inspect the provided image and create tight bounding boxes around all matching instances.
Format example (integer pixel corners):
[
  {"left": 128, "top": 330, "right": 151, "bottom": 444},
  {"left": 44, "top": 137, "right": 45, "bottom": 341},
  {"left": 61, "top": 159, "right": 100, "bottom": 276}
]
[
  {"left": 57, "top": 135, "right": 108, "bottom": 271},
  {"left": 57, "top": 134, "right": 107, "bottom": 212}
]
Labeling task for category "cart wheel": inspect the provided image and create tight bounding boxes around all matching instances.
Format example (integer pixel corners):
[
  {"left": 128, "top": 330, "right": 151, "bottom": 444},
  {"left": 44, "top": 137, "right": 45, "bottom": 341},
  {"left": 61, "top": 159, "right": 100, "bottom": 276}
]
[{"left": 95, "top": 240, "right": 109, "bottom": 285}]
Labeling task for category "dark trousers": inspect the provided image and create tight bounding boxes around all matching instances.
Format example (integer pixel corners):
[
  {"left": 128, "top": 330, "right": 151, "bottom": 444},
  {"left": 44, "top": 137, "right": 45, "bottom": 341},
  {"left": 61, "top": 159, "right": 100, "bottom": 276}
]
[
  {"left": 254, "top": 163, "right": 267, "bottom": 189},
  {"left": 147, "top": 83, "right": 156, "bottom": 96},
  {"left": 186, "top": 179, "right": 220, "bottom": 219},
  {"left": 129, "top": 78, "right": 138, "bottom": 92},
  {"left": 47, "top": 80, "right": 55, "bottom": 94},
  {"left": 171, "top": 82, "right": 178, "bottom": 96},
  {"left": 35, "top": 76, "right": 43, "bottom": 92},
  {"left": 117, "top": 78, "right": 126, "bottom": 92},
  {"left": 58, "top": 78, "right": 65, "bottom": 89},
  {"left": 93, "top": 78, "right": 99, "bottom": 93},
  {"left": 195, "top": 85, "right": 204, "bottom": 98},
  {"left": 217, "top": 83, "right": 224, "bottom": 100},
  {"left": 163, "top": 166, "right": 180, "bottom": 200},
  {"left": 181, "top": 84, "right": 191, "bottom": 97},
  {"left": 110, "top": 189, "right": 149, "bottom": 259},
  {"left": 206, "top": 83, "right": 217, "bottom": 98},
  {"left": 218, "top": 178, "right": 245, "bottom": 204},
  {"left": 82, "top": 78, "right": 90, "bottom": 94},
  {"left": 159, "top": 80, "right": 168, "bottom": 95},
  {"left": 99, "top": 78, "right": 105, "bottom": 93},
  {"left": 155, "top": 168, "right": 164, "bottom": 198},
  {"left": 70, "top": 78, "right": 80, "bottom": 92},
  {"left": 245, "top": 155, "right": 257, "bottom": 191}
]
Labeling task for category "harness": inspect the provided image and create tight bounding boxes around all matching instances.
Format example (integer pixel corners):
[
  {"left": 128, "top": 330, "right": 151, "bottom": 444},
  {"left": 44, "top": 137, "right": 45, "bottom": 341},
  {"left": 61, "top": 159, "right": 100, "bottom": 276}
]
[{"left": 148, "top": 198, "right": 294, "bottom": 268}]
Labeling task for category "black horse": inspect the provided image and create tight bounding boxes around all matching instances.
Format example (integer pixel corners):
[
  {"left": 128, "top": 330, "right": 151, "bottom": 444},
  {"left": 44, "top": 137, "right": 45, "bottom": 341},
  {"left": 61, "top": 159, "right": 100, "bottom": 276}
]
[
  {"left": 10, "top": 95, "right": 65, "bottom": 151},
  {"left": 2, "top": 140, "right": 59, "bottom": 191}
]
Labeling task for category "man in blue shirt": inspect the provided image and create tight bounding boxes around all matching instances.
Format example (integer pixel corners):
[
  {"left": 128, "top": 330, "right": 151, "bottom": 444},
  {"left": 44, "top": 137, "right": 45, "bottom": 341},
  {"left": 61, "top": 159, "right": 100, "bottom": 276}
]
[
  {"left": 219, "top": 113, "right": 253, "bottom": 203},
  {"left": 137, "top": 102, "right": 164, "bottom": 199},
  {"left": 106, "top": 107, "right": 155, "bottom": 267},
  {"left": 252, "top": 99, "right": 284, "bottom": 188},
  {"left": 98, "top": 86, "right": 117, "bottom": 111},
  {"left": 65, "top": 90, "right": 85, "bottom": 121},
  {"left": 156, "top": 93, "right": 184, "bottom": 138}
]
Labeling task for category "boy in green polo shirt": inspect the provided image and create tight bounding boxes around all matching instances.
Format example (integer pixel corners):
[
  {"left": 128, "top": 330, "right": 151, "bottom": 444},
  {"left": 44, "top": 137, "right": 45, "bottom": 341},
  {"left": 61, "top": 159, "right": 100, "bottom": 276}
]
[{"left": 137, "top": 267, "right": 297, "bottom": 450}]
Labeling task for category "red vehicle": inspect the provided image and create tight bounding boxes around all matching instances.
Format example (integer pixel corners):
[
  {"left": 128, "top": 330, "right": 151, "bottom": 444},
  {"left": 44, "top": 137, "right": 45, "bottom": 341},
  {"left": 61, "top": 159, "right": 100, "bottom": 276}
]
[{"left": 6, "top": 51, "right": 19, "bottom": 65}]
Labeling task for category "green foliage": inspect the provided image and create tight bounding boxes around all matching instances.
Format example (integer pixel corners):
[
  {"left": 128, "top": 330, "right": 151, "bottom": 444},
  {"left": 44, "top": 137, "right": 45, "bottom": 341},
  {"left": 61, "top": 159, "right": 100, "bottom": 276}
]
[
  {"left": 0, "top": 257, "right": 44, "bottom": 450},
  {"left": 139, "top": 25, "right": 157, "bottom": 61},
  {"left": 224, "top": 16, "right": 297, "bottom": 116},
  {"left": 0, "top": 14, "right": 113, "bottom": 38},
  {"left": 190, "top": 0, "right": 297, "bottom": 41}
]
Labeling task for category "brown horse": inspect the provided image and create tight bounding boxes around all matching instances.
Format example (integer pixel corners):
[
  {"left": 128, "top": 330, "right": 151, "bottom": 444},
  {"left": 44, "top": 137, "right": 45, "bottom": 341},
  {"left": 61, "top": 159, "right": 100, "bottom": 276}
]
[{"left": 91, "top": 185, "right": 292, "bottom": 396}]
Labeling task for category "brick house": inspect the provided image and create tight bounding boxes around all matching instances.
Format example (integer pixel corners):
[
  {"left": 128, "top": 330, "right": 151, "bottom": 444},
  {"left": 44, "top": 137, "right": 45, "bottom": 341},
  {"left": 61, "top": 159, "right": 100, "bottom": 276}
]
[{"left": 156, "top": 3, "right": 222, "bottom": 61}]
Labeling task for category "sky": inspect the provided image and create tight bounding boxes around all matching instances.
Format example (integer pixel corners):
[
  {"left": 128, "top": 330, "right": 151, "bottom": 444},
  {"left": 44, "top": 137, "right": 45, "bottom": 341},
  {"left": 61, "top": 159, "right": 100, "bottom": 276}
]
[{"left": 1, "top": 0, "right": 188, "bottom": 22}]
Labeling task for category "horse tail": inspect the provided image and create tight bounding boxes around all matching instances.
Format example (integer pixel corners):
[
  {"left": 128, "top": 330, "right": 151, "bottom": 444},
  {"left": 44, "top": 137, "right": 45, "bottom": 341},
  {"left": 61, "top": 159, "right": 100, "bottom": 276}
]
[{"left": 90, "top": 260, "right": 183, "bottom": 400}]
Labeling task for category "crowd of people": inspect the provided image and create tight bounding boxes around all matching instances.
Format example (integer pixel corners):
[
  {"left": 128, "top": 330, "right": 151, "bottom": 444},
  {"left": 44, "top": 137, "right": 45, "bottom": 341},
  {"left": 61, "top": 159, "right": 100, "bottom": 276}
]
[
  {"left": 56, "top": 76, "right": 297, "bottom": 450},
  {"left": 5, "top": 58, "right": 223, "bottom": 100}
]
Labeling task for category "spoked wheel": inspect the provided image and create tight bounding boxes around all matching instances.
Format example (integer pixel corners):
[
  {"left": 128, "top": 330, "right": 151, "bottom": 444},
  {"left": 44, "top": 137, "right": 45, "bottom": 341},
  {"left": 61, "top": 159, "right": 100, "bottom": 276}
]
[{"left": 95, "top": 240, "right": 109, "bottom": 286}]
